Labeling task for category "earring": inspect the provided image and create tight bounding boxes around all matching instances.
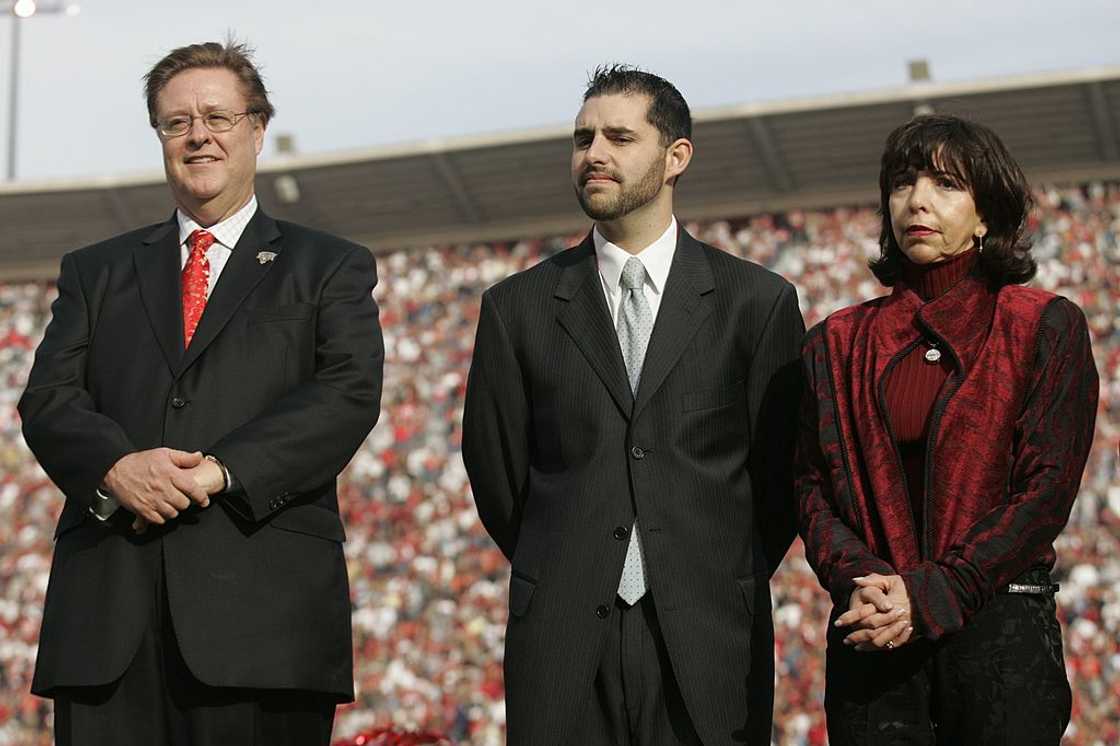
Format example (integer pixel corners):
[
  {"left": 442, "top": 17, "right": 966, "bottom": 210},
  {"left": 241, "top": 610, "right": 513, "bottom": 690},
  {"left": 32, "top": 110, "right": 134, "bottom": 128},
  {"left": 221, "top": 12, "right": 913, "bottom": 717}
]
[{"left": 978, "top": 234, "right": 984, "bottom": 252}]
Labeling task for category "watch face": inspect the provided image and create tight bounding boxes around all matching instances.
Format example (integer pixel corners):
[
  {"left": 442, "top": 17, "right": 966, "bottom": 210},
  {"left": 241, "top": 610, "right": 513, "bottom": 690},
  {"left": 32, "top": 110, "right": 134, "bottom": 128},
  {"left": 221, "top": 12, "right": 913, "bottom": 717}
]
[{"left": 89, "top": 489, "right": 120, "bottom": 521}]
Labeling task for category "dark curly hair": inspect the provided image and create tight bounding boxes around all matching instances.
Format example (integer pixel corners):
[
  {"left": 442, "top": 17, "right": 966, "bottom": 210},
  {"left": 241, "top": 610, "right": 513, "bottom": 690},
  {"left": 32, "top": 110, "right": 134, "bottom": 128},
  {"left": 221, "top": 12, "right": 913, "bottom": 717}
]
[{"left": 871, "top": 114, "right": 1036, "bottom": 287}]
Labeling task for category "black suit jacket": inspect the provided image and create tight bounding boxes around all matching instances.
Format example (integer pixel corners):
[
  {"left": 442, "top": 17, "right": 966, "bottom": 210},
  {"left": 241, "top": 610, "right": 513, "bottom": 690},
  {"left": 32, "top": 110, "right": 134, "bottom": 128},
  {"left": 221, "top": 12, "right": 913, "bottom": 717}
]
[
  {"left": 19, "top": 209, "right": 383, "bottom": 700},
  {"left": 462, "top": 228, "right": 805, "bottom": 745}
]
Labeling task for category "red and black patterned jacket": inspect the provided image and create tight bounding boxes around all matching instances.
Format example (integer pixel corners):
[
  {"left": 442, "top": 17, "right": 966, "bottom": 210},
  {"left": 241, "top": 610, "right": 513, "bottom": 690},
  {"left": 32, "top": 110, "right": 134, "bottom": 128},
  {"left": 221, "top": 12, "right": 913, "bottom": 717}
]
[{"left": 796, "top": 273, "right": 1098, "bottom": 641}]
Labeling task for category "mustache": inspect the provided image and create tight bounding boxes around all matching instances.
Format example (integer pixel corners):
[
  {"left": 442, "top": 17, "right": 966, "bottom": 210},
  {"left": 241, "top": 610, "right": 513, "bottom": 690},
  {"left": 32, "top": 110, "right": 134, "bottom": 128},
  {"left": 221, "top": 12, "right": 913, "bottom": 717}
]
[{"left": 580, "top": 168, "right": 621, "bottom": 186}]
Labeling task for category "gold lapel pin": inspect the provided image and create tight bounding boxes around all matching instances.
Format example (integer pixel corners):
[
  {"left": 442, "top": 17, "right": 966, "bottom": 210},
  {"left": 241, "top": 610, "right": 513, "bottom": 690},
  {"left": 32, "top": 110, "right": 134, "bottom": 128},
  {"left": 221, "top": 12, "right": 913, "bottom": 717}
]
[{"left": 256, "top": 251, "right": 277, "bottom": 265}]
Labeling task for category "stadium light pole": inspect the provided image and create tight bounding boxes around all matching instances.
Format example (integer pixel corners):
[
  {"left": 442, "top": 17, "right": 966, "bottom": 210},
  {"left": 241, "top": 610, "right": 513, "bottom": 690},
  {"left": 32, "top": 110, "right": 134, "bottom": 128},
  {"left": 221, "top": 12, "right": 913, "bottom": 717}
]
[{"left": 6, "top": 0, "right": 79, "bottom": 181}]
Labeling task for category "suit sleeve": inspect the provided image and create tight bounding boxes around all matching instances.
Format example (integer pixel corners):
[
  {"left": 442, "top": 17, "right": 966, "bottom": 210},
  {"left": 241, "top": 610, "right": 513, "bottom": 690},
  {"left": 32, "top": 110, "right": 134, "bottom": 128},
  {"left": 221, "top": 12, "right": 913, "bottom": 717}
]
[
  {"left": 19, "top": 253, "right": 137, "bottom": 509},
  {"left": 746, "top": 282, "right": 807, "bottom": 577},
  {"left": 461, "top": 290, "right": 530, "bottom": 560},
  {"left": 796, "top": 326, "right": 896, "bottom": 604},
  {"left": 209, "top": 246, "right": 384, "bottom": 523},
  {"left": 901, "top": 298, "right": 1099, "bottom": 639}
]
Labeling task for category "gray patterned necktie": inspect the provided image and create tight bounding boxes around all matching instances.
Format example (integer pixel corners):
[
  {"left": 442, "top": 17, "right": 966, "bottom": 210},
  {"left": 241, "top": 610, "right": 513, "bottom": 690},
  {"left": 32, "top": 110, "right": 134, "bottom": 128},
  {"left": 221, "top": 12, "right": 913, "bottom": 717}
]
[{"left": 616, "top": 256, "right": 652, "bottom": 605}]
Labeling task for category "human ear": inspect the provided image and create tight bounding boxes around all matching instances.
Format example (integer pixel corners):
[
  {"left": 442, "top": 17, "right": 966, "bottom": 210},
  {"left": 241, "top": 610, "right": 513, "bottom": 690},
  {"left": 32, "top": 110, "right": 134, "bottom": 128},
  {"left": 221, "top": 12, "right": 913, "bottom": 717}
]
[{"left": 665, "top": 138, "right": 693, "bottom": 182}]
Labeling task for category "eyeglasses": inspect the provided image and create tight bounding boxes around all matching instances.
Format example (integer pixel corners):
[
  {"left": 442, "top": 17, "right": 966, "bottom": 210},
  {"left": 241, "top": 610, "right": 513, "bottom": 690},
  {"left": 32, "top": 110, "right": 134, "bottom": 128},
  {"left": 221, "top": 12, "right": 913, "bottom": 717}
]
[{"left": 155, "top": 111, "right": 256, "bottom": 138}]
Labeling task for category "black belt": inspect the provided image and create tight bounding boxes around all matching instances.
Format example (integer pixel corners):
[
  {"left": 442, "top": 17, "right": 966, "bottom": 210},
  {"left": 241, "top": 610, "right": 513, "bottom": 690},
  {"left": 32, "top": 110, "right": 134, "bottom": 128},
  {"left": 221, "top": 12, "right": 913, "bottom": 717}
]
[{"left": 1001, "top": 582, "right": 1060, "bottom": 595}]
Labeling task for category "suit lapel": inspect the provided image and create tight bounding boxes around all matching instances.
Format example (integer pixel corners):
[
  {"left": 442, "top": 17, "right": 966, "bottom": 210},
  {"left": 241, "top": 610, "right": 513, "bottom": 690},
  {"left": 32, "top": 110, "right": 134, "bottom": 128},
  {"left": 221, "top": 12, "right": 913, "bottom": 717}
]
[
  {"left": 632, "top": 228, "right": 715, "bottom": 420},
  {"left": 179, "top": 209, "right": 283, "bottom": 375},
  {"left": 554, "top": 235, "right": 633, "bottom": 419},
  {"left": 134, "top": 216, "right": 184, "bottom": 375}
]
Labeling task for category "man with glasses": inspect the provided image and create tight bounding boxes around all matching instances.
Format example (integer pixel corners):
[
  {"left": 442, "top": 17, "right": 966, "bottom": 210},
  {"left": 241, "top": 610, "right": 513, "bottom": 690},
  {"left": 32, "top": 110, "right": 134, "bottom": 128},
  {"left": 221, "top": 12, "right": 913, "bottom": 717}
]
[{"left": 19, "top": 40, "right": 383, "bottom": 746}]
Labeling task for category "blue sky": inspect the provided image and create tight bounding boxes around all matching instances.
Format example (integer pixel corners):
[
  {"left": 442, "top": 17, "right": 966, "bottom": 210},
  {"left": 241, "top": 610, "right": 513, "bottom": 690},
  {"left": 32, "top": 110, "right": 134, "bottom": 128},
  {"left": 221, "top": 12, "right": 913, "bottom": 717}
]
[{"left": 6, "top": 0, "right": 1118, "bottom": 181}]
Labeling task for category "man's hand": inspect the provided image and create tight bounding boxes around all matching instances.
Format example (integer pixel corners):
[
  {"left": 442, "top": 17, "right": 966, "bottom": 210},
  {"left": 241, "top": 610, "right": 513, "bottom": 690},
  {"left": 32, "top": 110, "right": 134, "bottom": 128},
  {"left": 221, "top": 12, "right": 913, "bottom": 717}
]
[
  {"left": 185, "top": 458, "right": 226, "bottom": 496},
  {"left": 103, "top": 448, "right": 210, "bottom": 527},
  {"left": 130, "top": 457, "right": 226, "bottom": 533},
  {"left": 836, "top": 574, "right": 915, "bottom": 652}
]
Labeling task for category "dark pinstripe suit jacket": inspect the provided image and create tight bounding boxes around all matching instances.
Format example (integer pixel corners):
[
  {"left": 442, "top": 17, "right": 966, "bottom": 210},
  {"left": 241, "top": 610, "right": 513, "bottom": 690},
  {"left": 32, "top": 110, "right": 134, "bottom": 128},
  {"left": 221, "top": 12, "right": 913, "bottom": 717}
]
[{"left": 463, "top": 227, "right": 805, "bottom": 745}]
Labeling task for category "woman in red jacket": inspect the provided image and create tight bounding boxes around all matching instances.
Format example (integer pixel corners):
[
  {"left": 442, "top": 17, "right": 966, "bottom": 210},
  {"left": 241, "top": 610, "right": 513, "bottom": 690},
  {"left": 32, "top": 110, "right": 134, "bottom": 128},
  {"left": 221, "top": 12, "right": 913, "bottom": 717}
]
[{"left": 796, "top": 114, "right": 1098, "bottom": 745}]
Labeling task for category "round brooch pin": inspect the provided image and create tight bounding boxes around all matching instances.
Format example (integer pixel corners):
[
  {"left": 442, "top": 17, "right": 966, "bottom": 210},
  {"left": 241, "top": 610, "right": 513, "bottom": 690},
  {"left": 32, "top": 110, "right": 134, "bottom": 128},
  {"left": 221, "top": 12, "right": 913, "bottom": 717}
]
[{"left": 924, "top": 347, "right": 942, "bottom": 363}]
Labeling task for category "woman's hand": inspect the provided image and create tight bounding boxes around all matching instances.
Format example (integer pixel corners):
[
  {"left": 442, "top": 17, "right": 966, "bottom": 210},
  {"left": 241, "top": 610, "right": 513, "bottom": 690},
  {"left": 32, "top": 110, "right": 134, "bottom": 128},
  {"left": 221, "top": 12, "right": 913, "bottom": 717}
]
[{"left": 836, "top": 574, "right": 915, "bottom": 652}]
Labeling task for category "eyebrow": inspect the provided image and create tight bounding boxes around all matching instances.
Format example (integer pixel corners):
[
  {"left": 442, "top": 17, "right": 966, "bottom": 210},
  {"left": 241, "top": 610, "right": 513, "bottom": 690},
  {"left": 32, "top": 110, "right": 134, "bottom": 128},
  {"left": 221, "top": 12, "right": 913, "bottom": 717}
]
[
  {"left": 928, "top": 168, "right": 966, "bottom": 184},
  {"left": 573, "top": 125, "right": 640, "bottom": 139},
  {"left": 158, "top": 104, "right": 238, "bottom": 118}
]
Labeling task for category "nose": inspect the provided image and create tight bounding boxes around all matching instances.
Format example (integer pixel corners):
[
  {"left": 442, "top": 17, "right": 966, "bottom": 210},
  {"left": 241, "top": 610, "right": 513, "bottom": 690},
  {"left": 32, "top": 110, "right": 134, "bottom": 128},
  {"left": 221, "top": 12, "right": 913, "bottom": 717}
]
[
  {"left": 585, "top": 133, "right": 609, "bottom": 166},
  {"left": 907, "top": 176, "right": 933, "bottom": 211},
  {"left": 185, "top": 116, "right": 211, "bottom": 146}
]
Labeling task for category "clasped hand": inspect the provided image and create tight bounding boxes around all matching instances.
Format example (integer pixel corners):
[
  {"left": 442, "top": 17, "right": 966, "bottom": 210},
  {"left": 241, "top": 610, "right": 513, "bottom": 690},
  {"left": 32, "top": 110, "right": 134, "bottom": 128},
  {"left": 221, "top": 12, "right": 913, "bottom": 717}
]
[
  {"left": 102, "top": 448, "right": 225, "bottom": 533},
  {"left": 834, "top": 573, "right": 916, "bottom": 652}
]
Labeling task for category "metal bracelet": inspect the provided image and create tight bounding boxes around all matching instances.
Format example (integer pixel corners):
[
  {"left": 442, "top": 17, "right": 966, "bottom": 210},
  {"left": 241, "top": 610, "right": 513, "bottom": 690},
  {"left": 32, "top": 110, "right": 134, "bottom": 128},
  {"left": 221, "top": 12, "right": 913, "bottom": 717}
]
[
  {"left": 1004, "top": 582, "right": 1060, "bottom": 595},
  {"left": 203, "top": 454, "right": 231, "bottom": 493}
]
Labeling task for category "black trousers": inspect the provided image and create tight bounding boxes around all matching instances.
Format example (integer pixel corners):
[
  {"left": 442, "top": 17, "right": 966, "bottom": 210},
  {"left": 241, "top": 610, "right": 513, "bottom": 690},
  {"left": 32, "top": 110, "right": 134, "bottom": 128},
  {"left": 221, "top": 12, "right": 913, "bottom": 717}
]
[
  {"left": 51, "top": 542, "right": 336, "bottom": 746},
  {"left": 825, "top": 592, "right": 1071, "bottom": 746},
  {"left": 574, "top": 594, "right": 702, "bottom": 746}
]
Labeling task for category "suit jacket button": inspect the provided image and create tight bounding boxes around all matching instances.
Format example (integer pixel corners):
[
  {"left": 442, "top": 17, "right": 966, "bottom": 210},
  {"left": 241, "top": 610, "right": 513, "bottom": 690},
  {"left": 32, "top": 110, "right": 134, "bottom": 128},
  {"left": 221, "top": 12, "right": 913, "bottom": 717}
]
[
  {"left": 170, "top": 397, "right": 187, "bottom": 409},
  {"left": 613, "top": 526, "right": 629, "bottom": 540},
  {"left": 595, "top": 604, "right": 610, "bottom": 619},
  {"left": 630, "top": 446, "right": 645, "bottom": 460}
]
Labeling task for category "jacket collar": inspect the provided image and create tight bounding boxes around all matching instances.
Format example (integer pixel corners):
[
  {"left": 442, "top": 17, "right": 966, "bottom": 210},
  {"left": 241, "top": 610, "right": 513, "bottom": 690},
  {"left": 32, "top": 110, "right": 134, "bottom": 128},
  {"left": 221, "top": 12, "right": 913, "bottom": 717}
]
[
  {"left": 876, "top": 271, "right": 997, "bottom": 374},
  {"left": 553, "top": 225, "right": 715, "bottom": 420},
  {"left": 135, "top": 208, "right": 283, "bottom": 379}
]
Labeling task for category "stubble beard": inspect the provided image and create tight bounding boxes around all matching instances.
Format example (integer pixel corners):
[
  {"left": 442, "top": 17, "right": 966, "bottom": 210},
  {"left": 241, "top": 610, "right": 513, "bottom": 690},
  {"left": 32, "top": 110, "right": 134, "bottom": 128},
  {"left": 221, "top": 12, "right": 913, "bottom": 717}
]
[{"left": 575, "top": 155, "right": 666, "bottom": 222}]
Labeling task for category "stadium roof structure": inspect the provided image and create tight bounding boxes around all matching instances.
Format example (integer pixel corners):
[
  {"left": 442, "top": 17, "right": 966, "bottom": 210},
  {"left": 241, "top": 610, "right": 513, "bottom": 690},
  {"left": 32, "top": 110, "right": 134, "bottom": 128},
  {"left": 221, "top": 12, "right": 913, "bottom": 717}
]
[{"left": 2, "top": 65, "right": 1120, "bottom": 279}]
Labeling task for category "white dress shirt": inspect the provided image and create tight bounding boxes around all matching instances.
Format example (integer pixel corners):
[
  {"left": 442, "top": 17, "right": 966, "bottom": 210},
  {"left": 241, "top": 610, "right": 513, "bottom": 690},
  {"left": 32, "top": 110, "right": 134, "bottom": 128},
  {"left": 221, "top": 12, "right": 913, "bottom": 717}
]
[
  {"left": 176, "top": 195, "right": 258, "bottom": 296},
  {"left": 90, "top": 196, "right": 259, "bottom": 521},
  {"left": 593, "top": 217, "right": 678, "bottom": 332}
]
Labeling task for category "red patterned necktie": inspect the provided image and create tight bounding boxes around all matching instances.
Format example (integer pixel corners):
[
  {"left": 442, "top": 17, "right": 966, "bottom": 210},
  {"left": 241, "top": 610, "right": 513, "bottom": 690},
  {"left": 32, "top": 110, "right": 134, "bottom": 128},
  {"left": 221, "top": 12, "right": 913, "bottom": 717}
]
[{"left": 182, "top": 229, "right": 214, "bottom": 348}]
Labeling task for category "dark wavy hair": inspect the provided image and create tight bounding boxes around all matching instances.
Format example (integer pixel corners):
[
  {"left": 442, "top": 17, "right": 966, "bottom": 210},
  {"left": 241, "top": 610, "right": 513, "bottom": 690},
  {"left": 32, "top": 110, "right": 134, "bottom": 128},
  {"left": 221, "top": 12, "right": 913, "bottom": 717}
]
[
  {"left": 144, "top": 39, "right": 275, "bottom": 129},
  {"left": 871, "top": 114, "right": 1036, "bottom": 287},
  {"left": 583, "top": 64, "right": 691, "bottom": 146}
]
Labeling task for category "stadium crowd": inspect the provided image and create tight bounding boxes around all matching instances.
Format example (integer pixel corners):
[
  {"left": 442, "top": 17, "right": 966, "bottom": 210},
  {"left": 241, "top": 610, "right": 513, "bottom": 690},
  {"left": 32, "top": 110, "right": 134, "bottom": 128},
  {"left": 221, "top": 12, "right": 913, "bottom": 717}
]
[{"left": 0, "top": 182, "right": 1115, "bottom": 745}]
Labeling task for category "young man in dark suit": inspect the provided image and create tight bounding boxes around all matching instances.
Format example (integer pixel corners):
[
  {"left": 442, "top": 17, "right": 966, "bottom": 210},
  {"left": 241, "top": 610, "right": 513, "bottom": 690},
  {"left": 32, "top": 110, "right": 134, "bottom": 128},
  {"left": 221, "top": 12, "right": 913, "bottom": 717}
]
[
  {"left": 463, "top": 65, "right": 805, "bottom": 745},
  {"left": 19, "top": 41, "right": 383, "bottom": 746}
]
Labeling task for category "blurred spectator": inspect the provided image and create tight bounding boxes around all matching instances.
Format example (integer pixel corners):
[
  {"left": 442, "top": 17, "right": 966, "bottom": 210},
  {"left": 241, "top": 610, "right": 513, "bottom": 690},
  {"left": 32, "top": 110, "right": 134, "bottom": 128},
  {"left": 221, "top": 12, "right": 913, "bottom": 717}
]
[{"left": 0, "top": 183, "right": 1116, "bottom": 745}]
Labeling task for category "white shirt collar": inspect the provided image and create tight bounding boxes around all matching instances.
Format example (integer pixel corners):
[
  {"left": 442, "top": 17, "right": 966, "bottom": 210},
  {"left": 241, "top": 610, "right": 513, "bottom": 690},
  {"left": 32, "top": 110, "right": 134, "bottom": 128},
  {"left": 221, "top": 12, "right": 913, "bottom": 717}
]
[
  {"left": 177, "top": 195, "right": 258, "bottom": 250},
  {"left": 593, "top": 217, "right": 677, "bottom": 295}
]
